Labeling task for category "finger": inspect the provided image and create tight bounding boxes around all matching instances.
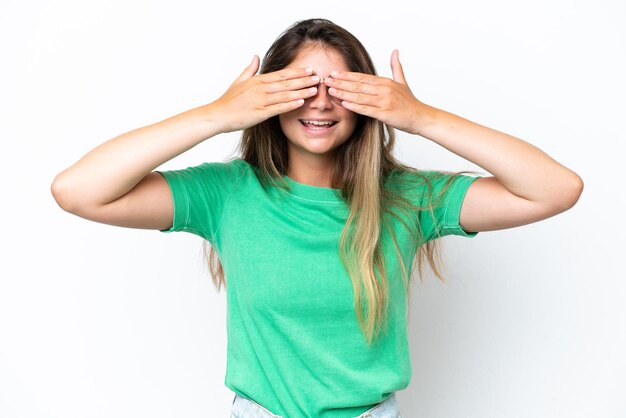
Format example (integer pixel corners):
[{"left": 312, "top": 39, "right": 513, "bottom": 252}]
[
  {"left": 390, "top": 49, "right": 407, "bottom": 85},
  {"left": 262, "top": 66, "right": 314, "bottom": 83},
  {"left": 338, "top": 100, "right": 377, "bottom": 117},
  {"left": 233, "top": 55, "right": 259, "bottom": 84},
  {"left": 327, "top": 87, "right": 379, "bottom": 108},
  {"left": 265, "top": 98, "right": 306, "bottom": 115},
  {"left": 328, "top": 70, "right": 381, "bottom": 85},
  {"left": 324, "top": 77, "right": 377, "bottom": 95},
  {"left": 263, "top": 74, "right": 320, "bottom": 94},
  {"left": 264, "top": 86, "right": 318, "bottom": 106}
]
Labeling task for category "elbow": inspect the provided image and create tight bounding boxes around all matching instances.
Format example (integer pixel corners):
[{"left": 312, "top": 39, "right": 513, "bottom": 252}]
[
  {"left": 51, "top": 173, "right": 69, "bottom": 211},
  {"left": 51, "top": 172, "right": 80, "bottom": 214},
  {"left": 555, "top": 172, "right": 584, "bottom": 212},
  {"left": 565, "top": 172, "right": 584, "bottom": 209},
  {"left": 51, "top": 172, "right": 110, "bottom": 220}
]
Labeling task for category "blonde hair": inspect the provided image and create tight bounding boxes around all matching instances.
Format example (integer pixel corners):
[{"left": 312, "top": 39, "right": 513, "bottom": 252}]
[{"left": 204, "top": 18, "right": 476, "bottom": 345}]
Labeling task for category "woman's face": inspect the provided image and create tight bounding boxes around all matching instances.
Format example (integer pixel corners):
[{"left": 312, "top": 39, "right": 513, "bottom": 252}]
[{"left": 278, "top": 44, "right": 358, "bottom": 161}]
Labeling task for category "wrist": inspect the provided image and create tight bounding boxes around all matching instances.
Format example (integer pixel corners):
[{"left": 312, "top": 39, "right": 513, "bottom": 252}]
[
  {"left": 194, "top": 102, "right": 228, "bottom": 136},
  {"left": 411, "top": 102, "right": 439, "bottom": 137}
]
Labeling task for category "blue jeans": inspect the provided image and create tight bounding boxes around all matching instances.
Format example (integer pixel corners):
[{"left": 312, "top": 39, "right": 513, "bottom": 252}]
[{"left": 230, "top": 392, "right": 403, "bottom": 418}]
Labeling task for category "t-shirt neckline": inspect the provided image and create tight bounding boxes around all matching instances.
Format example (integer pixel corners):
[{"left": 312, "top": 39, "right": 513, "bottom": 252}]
[{"left": 281, "top": 175, "right": 344, "bottom": 203}]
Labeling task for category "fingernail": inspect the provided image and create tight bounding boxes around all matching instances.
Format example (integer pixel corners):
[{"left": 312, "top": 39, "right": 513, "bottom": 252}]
[
  {"left": 311, "top": 76, "right": 320, "bottom": 83},
  {"left": 305, "top": 67, "right": 313, "bottom": 74},
  {"left": 331, "top": 70, "right": 339, "bottom": 77}
]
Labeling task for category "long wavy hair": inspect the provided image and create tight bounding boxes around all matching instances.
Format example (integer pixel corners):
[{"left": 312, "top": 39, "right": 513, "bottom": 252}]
[{"left": 204, "top": 18, "right": 476, "bottom": 345}]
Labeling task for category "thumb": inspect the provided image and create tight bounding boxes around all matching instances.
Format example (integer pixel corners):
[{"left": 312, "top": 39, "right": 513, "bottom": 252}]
[
  {"left": 233, "top": 55, "right": 259, "bottom": 83},
  {"left": 390, "top": 49, "right": 407, "bottom": 85}
]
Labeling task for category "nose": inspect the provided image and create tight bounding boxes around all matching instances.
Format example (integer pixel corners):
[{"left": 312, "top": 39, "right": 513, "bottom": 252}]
[{"left": 308, "top": 82, "right": 334, "bottom": 110}]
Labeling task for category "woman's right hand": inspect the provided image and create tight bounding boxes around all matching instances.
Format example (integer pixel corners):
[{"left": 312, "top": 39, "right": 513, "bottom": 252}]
[
  {"left": 210, "top": 55, "right": 321, "bottom": 133},
  {"left": 51, "top": 55, "right": 320, "bottom": 230}
]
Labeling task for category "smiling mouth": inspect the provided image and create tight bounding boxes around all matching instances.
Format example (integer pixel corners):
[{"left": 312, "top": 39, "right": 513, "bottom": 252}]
[{"left": 299, "top": 120, "right": 338, "bottom": 129}]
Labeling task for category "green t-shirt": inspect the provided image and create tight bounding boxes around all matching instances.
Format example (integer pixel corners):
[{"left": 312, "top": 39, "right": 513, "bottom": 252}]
[{"left": 158, "top": 158, "right": 479, "bottom": 418}]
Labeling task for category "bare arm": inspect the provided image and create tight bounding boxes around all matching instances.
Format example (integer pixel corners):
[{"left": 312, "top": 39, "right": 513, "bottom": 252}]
[
  {"left": 51, "top": 56, "right": 320, "bottom": 229},
  {"left": 51, "top": 105, "right": 221, "bottom": 230},
  {"left": 413, "top": 105, "right": 583, "bottom": 232},
  {"left": 325, "top": 50, "right": 583, "bottom": 233}
]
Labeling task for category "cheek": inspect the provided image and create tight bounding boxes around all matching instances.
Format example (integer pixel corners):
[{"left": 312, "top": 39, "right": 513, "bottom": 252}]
[
  {"left": 279, "top": 114, "right": 297, "bottom": 126},
  {"left": 343, "top": 113, "right": 358, "bottom": 133},
  {"left": 278, "top": 115, "right": 299, "bottom": 139},
  {"left": 278, "top": 115, "right": 292, "bottom": 131}
]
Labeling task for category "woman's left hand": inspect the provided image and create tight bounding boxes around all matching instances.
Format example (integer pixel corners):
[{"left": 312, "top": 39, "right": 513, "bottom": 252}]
[{"left": 325, "top": 49, "right": 429, "bottom": 135}]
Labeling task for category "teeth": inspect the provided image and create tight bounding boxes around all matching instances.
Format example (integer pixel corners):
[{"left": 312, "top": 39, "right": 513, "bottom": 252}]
[{"left": 302, "top": 120, "right": 334, "bottom": 126}]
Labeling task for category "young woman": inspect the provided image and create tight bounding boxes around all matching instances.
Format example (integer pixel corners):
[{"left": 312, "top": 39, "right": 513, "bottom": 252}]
[{"left": 51, "top": 18, "right": 583, "bottom": 418}]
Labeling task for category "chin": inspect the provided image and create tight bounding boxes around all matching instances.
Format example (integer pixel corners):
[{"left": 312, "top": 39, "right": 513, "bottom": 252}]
[{"left": 294, "top": 138, "right": 341, "bottom": 155}]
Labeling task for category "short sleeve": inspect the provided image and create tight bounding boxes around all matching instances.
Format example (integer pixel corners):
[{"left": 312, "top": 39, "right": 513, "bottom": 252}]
[
  {"left": 418, "top": 171, "right": 480, "bottom": 243},
  {"left": 156, "top": 159, "right": 245, "bottom": 243}
]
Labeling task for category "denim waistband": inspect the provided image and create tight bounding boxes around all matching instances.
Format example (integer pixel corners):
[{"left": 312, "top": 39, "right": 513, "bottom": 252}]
[{"left": 230, "top": 392, "right": 402, "bottom": 418}]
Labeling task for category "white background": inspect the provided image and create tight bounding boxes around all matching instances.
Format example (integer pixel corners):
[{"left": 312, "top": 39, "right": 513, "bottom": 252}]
[{"left": 1, "top": 0, "right": 624, "bottom": 417}]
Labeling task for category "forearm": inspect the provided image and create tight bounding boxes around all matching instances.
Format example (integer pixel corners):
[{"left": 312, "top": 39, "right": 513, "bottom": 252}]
[
  {"left": 52, "top": 103, "right": 223, "bottom": 208},
  {"left": 414, "top": 103, "right": 583, "bottom": 205}
]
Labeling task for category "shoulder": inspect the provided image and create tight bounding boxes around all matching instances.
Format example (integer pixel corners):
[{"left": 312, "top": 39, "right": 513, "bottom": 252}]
[
  {"left": 200, "top": 157, "right": 249, "bottom": 173},
  {"left": 385, "top": 167, "right": 480, "bottom": 205},
  {"left": 384, "top": 167, "right": 440, "bottom": 193},
  {"left": 158, "top": 158, "right": 253, "bottom": 192},
  {"left": 190, "top": 157, "right": 251, "bottom": 179}
]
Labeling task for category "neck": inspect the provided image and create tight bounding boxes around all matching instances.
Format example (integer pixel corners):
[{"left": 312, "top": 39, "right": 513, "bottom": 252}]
[{"left": 287, "top": 153, "right": 336, "bottom": 188}]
